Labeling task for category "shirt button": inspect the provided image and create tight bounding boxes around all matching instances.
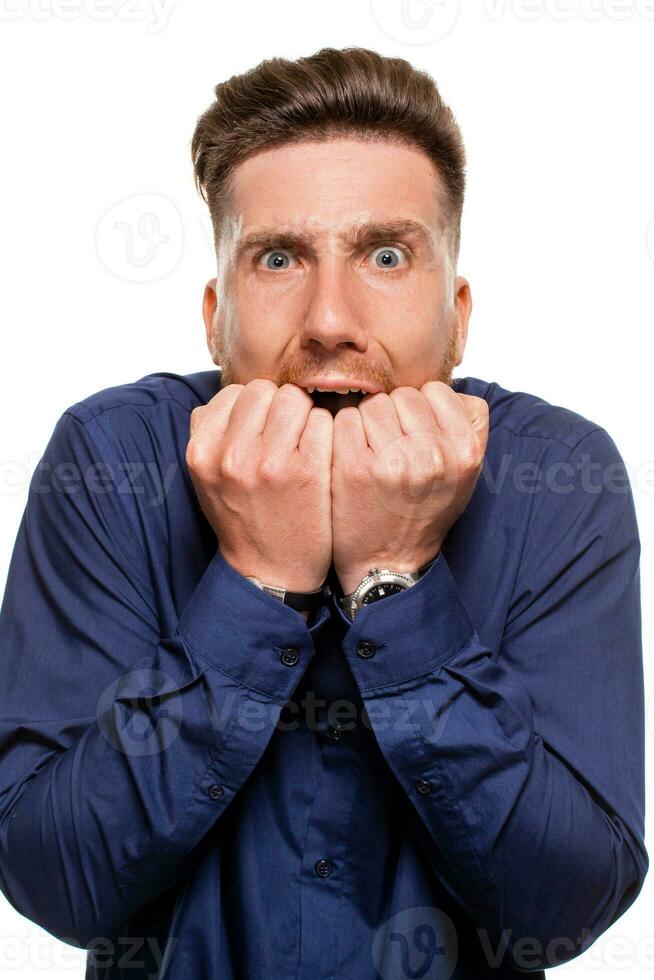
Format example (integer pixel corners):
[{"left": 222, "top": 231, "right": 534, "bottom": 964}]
[
  {"left": 356, "top": 640, "right": 376, "bottom": 659},
  {"left": 315, "top": 858, "right": 333, "bottom": 878},
  {"left": 280, "top": 646, "right": 300, "bottom": 666},
  {"left": 208, "top": 784, "right": 224, "bottom": 801},
  {"left": 416, "top": 778, "right": 433, "bottom": 796},
  {"left": 327, "top": 723, "right": 345, "bottom": 742}
]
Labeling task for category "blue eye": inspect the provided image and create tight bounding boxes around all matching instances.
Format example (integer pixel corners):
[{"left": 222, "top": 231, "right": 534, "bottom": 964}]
[
  {"left": 372, "top": 246, "right": 405, "bottom": 269},
  {"left": 260, "top": 250, "right": 292, "bottom": 270}
]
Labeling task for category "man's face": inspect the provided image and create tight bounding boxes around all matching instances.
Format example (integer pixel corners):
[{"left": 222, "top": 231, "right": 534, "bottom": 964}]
[{"left": 202, "top": 136, "right": 471, "bottom": 416}]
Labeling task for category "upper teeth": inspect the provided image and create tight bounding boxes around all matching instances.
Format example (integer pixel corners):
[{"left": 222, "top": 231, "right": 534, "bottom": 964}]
[{"left": 306, "top": 386, "right": 362, "bottom": 394}]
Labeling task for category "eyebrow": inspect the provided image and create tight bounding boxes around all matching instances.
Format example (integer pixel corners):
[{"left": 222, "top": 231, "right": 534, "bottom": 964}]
[{"left": 234, "top": 219, "right": 437, "bottom": 262}]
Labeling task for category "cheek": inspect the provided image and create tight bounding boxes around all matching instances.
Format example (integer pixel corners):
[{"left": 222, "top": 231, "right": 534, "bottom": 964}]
[
  {"left": 226, "top": 307, "right": 290, "bottom": 377},
  {"left": 369, "top": 294, "right": 439, "bottom": 354}
]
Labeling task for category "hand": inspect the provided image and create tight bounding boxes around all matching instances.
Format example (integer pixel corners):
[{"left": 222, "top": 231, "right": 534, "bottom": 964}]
[
  {"left": 186, "top": 380, "right": 334, "bottom": 592},
  {"left": 331, "top": 382, "right": 489, "bottom": 595}
]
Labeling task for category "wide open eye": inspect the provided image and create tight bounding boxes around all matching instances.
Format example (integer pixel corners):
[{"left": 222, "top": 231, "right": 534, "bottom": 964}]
[
  {"left": 371, "top": 246, "right": 407, "bottom": 270},
  {"left": 258, "top": 249, "right": 295, "bottom": 271}
]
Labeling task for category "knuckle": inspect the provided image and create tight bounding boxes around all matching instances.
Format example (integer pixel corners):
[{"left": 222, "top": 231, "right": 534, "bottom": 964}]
[
  {"left": 247, "top": 378, "right": 277, "bottom": 395},
  {"left": 309, "top": 406, "right": 334, "bottom": 426},
  {"left": 258, "top": 455, "right": 286, "bottom": 484},
  {"left": 217, "top": 383, "right": 244, "bottom": 402},
  {"left": 333, "top": 405, "right": 357, "bottom": 426},
  {"left": 389, "top": 385, "right": 416, "bottom": 401},
  {"left": 429, "top": 452, "right": 445, "bottom": 477},
  {"left": 185, "top": 438, "right": 207, "bottom": 474},
  {"left": 458, "top": 440, "right": 483, "bottom": 470},
  {"left": 218, "top": 445, "right": 242, "bottom": 481},
  {"left": 189, "top": 406, "right": 203, "bottom": 437},
  {"left": 413, "top": 441, "right": 443, "bottom": 474},
  {"left": 421, "top": 380, "right": 446, "bottom": 395},
  {"left": 280, "top": 382, "right": 308, "bottom": 399},
  {"left": 348, "top": 464, "right": 370, "bottom": 490}
]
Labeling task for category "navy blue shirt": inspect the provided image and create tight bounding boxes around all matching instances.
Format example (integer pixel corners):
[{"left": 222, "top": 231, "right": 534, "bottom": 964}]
[{"left": 0, "top": 370, "right": 647, "bottom": 979}]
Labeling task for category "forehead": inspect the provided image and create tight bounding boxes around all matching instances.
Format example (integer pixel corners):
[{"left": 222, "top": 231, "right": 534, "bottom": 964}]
[{"left": 224, "top": 137, "right": 447, "bottom": 242}]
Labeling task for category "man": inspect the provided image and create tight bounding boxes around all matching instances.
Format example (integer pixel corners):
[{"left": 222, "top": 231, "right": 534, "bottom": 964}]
[{"left": 0, "top": 46, "right": 647, "bottom": 979}]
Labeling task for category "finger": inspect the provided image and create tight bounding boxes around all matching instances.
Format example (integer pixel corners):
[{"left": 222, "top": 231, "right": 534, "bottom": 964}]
[
  {"left": 420, "top": 382, "right": 487, "bottom": 448},
  {"left": 189, "top": 405, "right": 205, "bottom": 439},
  {"left": 459, "top": 393, "right": 490, "bottom": 447},
  {"left": 222, "top": 378, "right": 279, "bottom": 442},
  {"left": 298, "top": 406, "right": 333, "bottom": 471},
  {"left": 388, "top": 386, "right": 440, "bottom": 437},
  {"left": 262, "top": 383, "right": 316, "bottom": 454},
  {"left": 189, "top": 384, "right": 244, "bottom": 442},
  {"left": 357, "top": 392, "right": 404, "bottom": 454},
  {"left": 332, "top": 406, "right": 368, "bottom": 470}
]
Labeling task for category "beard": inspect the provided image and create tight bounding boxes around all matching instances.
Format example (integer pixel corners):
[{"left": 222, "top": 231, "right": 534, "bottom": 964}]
[{"left": 210, "top": 320, "right": 460, "bottom": 408}]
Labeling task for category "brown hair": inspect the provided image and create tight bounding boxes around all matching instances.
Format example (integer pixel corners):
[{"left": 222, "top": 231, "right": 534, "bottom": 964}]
[{"left": 191, "top": 46, "right": 466, "bottom": 264}]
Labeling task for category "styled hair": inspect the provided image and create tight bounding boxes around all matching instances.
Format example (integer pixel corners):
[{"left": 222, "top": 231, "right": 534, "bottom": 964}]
[{"left": 191, "top": 45, "right": 466, "bottom": 265}]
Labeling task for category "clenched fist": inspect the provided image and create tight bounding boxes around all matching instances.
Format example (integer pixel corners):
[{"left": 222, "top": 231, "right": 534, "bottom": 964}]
[
  {"left": 186, "top": 379, "right": 333, "bottom": 593},
  {"left": 331, "top": 382, "right": 489, "bottom": 594},
  {"left": 186, "top": 378, "right": 489, "bottom": 603}
]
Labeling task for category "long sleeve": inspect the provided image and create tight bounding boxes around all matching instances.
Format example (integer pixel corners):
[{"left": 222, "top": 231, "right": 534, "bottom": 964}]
[
  {"left": 335, "top": 425, "right": 648, "bottom": 973},
  {"left": 0, "top": 410, "right": 329, "bottom": 949}
]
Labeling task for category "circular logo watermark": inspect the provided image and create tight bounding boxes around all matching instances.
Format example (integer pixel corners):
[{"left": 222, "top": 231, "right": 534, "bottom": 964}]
[
  {"left": 373, "top": 905, "right": 458, "bottom": 979},
  {"left": 370, "top": 0, "right": 461, "bottom": 44},
  {"left": 371, "top": 436, "right": 460, "bottom": 518},
  {"left": 97, "top": 667, "right": 184, "bottom": 756},
  {"left": 95, "top": 192, "right": 183, "bottom": 282}
]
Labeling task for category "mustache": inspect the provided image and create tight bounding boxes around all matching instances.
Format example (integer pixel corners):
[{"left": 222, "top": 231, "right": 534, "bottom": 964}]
[{"left": 276, "top": 357, "right": 394, "bottom": 393}]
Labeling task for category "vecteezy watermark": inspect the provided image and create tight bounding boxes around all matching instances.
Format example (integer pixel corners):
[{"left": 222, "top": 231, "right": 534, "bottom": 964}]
[
  {"left": 480, "top": 0, "right": 654, "bottom": 21},
  {"left": 476, "top": 926, "right": 654, "bottom": 971},
  {"left": 370, "top": 439, "right": 638, "bottom": 518},
  {"left": 372, "top": 916, "right": 654, "bottom": 976},
  {"left": 0, "top": 926, "right": 175, "bottom": 970},
  {"left": 372, "top": 906, "right": 458, "bottom": 979},
  {"left": 370, "top": 0, "right": 654, "bottom": 45},
  {"left": 370, "top": 0, "right": 461, "bottom": 45},
  {"left": 0, "top": 0, "right": 176, "bottom": 32},
  {"left": 86, "top": 934, "right": 175, "bottom": 972},
  {"left": 95, "top": 193, "right": 183, "bottom": 282},
  {"left": 93, "top": 673, "right": 456, "bottom": 757},
  {"left": 4, "top": 439, "right": 653, "bottom": 520},
  {"left": 0, "top": 926, "right": 85, "bottom": 970},
  {"left": 9, "top": 455, "right": 181, "bottom": 507},
  {"left": 198, "top": 686, "right": 456, "bottom": 743}
]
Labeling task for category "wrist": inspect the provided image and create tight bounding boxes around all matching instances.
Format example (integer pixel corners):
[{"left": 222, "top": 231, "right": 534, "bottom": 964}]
[{"left": 219, "top": 549, "right": 325, "bottom": 594}]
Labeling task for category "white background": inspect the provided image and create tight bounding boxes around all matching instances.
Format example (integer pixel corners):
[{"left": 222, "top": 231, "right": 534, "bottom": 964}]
[{"left": 0, "top": 0, "right": 653, "bottom": 976}]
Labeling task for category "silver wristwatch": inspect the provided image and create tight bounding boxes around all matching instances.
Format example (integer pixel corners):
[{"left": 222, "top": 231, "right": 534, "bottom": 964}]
[{"left": 338, "top": 557, "right": 437, "bottom": 621}]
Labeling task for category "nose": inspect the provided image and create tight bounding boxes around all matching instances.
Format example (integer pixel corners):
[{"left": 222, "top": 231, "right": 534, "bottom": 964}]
[{"left": 299, "top": 253, "right": 368, "bottom": 354}]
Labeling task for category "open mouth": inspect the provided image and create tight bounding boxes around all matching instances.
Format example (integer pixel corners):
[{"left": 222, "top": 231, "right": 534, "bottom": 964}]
[
  {"left": 296, "top": 379, "right": 385, "bottom": 416},
  {"left": 309, "top": 389, "right": 367, "bottom": 415}
]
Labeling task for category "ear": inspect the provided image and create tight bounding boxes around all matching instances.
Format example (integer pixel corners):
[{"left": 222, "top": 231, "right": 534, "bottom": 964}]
[
  {"left": 452, "top": 276, "right": 472, "bottom": 365},
  {"left": 202, "top": 278, "right": 218, "bottom": 362}
]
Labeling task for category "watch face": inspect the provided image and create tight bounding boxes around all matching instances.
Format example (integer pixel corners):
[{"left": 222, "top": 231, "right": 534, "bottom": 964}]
[{"left": 361, "top": 582, "right": 405, "bottom": 605}]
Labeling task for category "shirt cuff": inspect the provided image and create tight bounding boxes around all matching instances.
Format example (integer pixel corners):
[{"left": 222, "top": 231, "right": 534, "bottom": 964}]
[
  {"left": 175, "top": 548, "right": 331, "bottom": 702},
  {"left": 335, "top": 551, "right": 475, "bottom": 693}
]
